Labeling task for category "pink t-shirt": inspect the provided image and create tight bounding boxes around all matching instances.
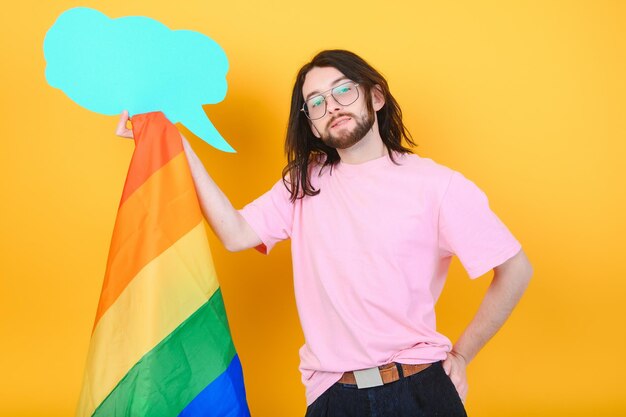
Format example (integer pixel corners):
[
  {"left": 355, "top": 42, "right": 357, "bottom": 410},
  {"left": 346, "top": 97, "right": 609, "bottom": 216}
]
[{"left": 238, "top": 151, "right": 521, "bottom": 405}]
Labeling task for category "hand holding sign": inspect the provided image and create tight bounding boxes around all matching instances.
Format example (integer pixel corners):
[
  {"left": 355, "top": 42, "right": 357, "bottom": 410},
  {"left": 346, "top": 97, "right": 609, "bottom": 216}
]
[{"left": 44, "top": 7, "right": 234, "bottom": 152}]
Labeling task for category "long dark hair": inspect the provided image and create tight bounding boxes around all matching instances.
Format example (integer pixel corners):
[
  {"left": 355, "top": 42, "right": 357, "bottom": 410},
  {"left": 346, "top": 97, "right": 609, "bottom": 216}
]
[{"left": 282, "top": 49, "right": 416, "bottom": 202}]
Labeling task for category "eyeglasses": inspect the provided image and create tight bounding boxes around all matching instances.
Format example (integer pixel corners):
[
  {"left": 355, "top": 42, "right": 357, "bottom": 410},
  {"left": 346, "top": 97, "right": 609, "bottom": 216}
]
[{"left": 301, "top": 81, "right": 360, "bottom": 120}]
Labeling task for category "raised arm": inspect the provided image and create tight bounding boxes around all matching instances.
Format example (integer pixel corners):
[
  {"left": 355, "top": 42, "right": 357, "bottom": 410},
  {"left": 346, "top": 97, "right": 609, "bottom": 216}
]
[{"left": 116, "top": 111, "right": 262, "bottom": 252}]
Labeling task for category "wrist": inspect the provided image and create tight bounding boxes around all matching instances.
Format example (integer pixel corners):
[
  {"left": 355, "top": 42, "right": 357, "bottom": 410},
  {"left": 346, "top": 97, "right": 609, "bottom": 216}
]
[{"left": 450, "top": 349, "right": 469, "bottom": 365}]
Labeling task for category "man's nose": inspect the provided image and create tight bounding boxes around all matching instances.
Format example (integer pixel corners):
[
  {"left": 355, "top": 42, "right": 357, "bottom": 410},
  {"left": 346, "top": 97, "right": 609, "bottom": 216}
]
[{"left": 325, "top": 94, "right": 342, "bottom": 114}]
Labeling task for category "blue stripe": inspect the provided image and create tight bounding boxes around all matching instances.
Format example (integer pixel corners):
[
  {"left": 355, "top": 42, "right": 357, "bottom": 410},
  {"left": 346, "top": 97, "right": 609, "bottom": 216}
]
[{"left": 179, "top": 354, "right": 251, "bottom": 417}]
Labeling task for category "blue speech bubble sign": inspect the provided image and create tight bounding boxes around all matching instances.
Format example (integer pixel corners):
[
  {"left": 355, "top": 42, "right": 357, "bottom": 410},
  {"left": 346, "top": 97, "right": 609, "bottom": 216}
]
[{"left": 44, "top": 7, "right": 234, "bottom": 152}]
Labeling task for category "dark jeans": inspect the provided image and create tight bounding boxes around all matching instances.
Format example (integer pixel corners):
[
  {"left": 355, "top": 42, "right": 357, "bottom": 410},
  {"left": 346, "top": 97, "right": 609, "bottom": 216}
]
[{"left": 304, "top": 361, "right": 467, "bottom": 417}]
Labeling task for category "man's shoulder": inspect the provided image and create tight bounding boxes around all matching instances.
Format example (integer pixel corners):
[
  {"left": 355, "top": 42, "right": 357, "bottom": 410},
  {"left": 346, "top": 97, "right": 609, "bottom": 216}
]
[{"left": 394, "top": 152, "right": 456, "bottom": 181}]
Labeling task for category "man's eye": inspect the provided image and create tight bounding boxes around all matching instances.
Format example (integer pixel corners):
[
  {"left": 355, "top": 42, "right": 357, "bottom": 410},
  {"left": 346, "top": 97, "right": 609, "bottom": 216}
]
[{"left": 334, "top": 85, "right": 351, "bottom": 95}]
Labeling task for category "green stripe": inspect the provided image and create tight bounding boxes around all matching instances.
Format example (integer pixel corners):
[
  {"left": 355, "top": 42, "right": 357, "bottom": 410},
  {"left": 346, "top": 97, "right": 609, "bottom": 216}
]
[{"left": 93, "top": 289, "right": 236, "bottom": 417}]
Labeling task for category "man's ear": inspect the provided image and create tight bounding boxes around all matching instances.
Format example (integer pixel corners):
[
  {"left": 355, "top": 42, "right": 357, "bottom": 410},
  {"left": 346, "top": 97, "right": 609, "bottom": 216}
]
[{"left": 371, "top": 85, "right": 385, "bottom": 111}]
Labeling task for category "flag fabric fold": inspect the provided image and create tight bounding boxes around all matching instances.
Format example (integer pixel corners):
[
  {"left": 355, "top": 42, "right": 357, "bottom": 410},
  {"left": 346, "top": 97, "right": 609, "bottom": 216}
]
[{"left": 76, "top": 111, "right": 250, "bottom": 417}]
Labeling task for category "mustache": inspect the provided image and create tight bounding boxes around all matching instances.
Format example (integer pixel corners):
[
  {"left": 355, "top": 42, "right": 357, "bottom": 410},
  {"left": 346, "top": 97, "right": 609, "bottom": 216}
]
[{"left": 326, "top": 113, "right": 356, "bottom": 130}]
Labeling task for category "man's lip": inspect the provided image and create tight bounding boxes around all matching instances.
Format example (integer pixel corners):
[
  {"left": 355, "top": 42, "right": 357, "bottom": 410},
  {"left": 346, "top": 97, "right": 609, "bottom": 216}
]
[{"left": 330, "top": 117, "right": 351, "bottom": 128}]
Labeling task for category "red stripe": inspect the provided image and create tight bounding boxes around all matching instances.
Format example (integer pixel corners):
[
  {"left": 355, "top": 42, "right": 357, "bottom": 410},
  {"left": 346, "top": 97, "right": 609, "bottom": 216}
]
[{"left": 120, "top": 112, "right": 184, "bottom": 205}]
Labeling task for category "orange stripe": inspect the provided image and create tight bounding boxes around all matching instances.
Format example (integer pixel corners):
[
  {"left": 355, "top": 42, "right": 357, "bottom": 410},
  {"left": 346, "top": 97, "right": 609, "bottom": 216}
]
[
  {"left": 93, "top": 152, "right": 202, "bottom": 329},
  {"left": 120, "top": 112, "right": 184, "bottom": 205}
]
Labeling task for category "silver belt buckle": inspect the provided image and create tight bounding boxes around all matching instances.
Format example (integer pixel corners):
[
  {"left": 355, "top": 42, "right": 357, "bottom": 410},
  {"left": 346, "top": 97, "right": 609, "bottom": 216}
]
[{"left": 353, "top": 366, "right": 384, "bottom": 389}]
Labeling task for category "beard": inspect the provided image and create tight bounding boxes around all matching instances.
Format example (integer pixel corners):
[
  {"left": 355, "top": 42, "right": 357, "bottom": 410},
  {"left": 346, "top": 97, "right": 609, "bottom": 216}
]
[{"left": 319, "top": 109, "right": 375, "bottom": 150}]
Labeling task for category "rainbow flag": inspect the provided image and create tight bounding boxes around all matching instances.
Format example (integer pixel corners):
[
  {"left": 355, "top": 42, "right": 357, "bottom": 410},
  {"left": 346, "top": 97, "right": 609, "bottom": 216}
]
[{"left": 76, "top": 112, "right": 250, "bottom": 417}]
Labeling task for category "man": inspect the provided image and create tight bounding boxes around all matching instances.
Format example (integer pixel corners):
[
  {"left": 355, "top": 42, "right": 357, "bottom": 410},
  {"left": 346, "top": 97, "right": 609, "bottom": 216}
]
[{"left": 117, "top": 49, "right": 532, "bottom": 416}]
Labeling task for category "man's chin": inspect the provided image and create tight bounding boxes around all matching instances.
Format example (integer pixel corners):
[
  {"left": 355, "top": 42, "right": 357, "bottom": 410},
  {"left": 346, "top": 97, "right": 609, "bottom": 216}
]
[
  {"left": 321, "top": 135, "right": 362, "bottom": 150},
  {"left": 319, "top": 112, "right": 374, "bottom": 150}
]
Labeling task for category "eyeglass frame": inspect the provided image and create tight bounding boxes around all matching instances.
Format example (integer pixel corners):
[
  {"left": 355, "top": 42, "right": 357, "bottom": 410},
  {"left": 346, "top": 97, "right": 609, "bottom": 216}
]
[{"left": 300, "top": 81, "right": 361, "bottom": 120}]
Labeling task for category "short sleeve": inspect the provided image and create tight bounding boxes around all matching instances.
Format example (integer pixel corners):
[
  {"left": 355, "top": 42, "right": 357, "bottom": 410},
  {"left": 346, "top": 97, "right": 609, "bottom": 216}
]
[
  {"left": 438, "top": 171, "right": 522, "bottom": 279},
  {"left": 238, "top": 179, "right": 294, "bottom": 254}
]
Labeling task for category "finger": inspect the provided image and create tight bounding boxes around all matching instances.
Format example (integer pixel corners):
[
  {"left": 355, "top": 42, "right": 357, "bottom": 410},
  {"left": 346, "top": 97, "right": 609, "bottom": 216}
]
[
  {"left": 453, "top": 374, "right": 467, "bottom": 400},
  {"left": 459, "top": 384, "right": 468, "bottom": 402},
  {"left": 442, "top": 359, "right": 451, "bottom": 375},
  {"left": 450, "top": 372, "right": 462, "bottom": 389},
  {"left": 115, "top": 110, "right": 134, "bottom": 138},
  {"left": 449, "top": 375, "right": 465, "bottom": 401}
]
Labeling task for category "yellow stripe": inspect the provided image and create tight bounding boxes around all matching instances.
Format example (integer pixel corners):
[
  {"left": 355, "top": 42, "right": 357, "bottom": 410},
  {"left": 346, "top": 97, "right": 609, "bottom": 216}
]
[{"left": 76, "top": 222, "right": 219, "bottom": 417}]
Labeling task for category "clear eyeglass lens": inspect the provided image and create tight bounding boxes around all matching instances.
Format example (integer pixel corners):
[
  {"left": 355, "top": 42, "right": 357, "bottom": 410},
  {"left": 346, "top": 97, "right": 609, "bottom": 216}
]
[
  {"left": 332, "top": 83, "right": 358, "bottom": 106},
  {"left": 304, "top": 82, "right": 358, "bottom": 120},
  {"left": 305, "top": 96, "right": 326, "bottom": 120}
]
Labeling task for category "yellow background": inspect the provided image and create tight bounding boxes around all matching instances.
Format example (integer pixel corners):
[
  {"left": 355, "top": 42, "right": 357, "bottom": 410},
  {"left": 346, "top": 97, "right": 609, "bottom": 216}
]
[{"left": 1, "top": 0, "right": 625, "bottom": 416}]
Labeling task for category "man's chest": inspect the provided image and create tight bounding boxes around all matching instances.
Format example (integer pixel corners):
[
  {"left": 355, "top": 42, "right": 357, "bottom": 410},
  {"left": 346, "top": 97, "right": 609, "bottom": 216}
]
[{"left": 293, "top": 176, "right": 441, "bottom": 258}]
